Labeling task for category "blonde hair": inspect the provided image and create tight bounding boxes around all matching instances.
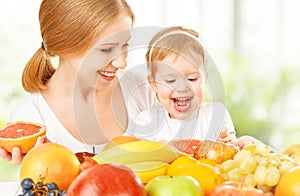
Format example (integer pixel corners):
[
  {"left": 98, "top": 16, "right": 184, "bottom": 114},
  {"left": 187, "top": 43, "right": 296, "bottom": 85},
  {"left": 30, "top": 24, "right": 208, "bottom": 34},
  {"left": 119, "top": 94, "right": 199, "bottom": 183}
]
[
  {"left": 145, "top": 26, "right": 206, "bottom": 79},
  {"left": 22, "top": 0, "right": 135, "bottom": 93}
]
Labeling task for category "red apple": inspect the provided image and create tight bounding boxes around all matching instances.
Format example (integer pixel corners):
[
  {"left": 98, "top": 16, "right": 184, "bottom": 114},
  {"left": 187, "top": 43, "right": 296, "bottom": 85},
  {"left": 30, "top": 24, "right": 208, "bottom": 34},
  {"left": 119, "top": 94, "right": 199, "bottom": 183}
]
[
  {"left": 67, "top": 163, "right": 146, "bottom": 196},
  {"left": 193, "top": 140, "right": 239, "bottom": 164},
  {"left": 210, "top": 181, "right": 265, "bottom": 196},
  {"left": 145, "top": 175, "right": 204, "bottom": 196},
  {"left": 169, "top": 139, "right": 202, "bottom": 155}
]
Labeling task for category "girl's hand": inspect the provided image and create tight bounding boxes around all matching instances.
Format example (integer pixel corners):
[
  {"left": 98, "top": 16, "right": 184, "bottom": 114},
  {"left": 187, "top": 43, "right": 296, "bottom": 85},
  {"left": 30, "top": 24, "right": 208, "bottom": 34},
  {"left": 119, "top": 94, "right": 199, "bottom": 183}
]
[
  {"left": 217, "top": 127, "right": 238, "bottom": 146},
  {"left": 237, "top": 135, "right": 265, "bottom": 149},
  {"left": 0, "top": 136, "right": 48, "bottom": 165}
]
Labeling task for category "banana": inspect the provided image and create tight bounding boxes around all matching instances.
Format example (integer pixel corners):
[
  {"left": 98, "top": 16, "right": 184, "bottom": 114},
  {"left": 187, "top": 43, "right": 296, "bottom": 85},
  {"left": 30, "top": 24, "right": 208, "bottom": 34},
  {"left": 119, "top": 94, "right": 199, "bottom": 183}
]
[
  {"left": 93, "top": 140, "right": 179, "bottom": 164},
  {"left": 125, "top": 161, "right": 169, "bottom": 184}
]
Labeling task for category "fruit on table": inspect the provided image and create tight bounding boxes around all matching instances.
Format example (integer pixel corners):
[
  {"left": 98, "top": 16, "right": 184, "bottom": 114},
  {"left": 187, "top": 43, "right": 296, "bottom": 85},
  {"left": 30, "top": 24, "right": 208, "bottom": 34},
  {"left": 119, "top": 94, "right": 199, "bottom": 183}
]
[
  {"left": 0, "top": 121, "right": 46, "bottom": 153},
  {"left": 193, "top": 140, "right": 239, "bottom": 164},
  {"left": 102, "top": 135, "right": 141, "bottom": 151},
  {"left": 19, "top": 143, "right": 80, "bottom": 191},
  {"left": 219, "top": 144, "right": 298, "bottom": 194},
  {"left": 67, "top": 163, "right": 146, "bottom": 196},
  {"left": 125, "top": 161, "right": 169, "bottom": 184},
  {"left": 93, "top": 139, "right": 179, "bottom": 164},
  {"left": 210, "top": 181, "right": 265, "bottom": 196},
  {"left": 145, "top": 175, "right": 204, "bottom": 196},
  {"left": 170, "top": 161, "right": 224, "bottom": 195},
  {"left": 19, "top": 177, "right": 67, "bottom": 196},
  {"left": 167, "top": 155, "right": 198, "bottom": 176},
  {"left": 168, "top": 139, "right": 202, "bottom": 155},
  {"left": 274, "top": 165, "right": 300, "bottom": 196}
]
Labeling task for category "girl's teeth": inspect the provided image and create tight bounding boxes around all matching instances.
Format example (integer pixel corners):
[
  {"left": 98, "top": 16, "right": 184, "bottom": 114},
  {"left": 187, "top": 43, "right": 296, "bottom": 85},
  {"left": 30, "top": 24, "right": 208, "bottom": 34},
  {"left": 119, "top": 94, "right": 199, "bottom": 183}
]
[{"left": 174, "top": 97, "right": 191, "bottom": 101}]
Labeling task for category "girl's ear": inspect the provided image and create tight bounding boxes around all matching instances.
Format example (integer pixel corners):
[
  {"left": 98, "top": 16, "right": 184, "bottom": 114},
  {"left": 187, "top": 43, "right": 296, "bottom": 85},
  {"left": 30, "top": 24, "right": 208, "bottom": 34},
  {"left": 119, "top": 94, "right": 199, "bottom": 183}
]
[{"left": 148, "top": 75, "right": 158, "bottom": 93}]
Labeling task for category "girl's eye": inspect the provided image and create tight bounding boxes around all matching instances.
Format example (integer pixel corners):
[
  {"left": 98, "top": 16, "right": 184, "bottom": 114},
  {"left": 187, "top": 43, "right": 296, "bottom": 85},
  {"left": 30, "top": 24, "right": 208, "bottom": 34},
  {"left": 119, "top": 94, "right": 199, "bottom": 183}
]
[{"left": 188, "top": 77, "right": 199, "bottom": 82}]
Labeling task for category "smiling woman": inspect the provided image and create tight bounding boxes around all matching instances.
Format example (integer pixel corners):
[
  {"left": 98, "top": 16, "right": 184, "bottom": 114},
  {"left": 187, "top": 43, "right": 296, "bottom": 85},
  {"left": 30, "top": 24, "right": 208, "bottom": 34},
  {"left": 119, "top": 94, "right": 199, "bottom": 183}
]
[{"left": 0, "top": 0, "right": 156, "bottom": 166}]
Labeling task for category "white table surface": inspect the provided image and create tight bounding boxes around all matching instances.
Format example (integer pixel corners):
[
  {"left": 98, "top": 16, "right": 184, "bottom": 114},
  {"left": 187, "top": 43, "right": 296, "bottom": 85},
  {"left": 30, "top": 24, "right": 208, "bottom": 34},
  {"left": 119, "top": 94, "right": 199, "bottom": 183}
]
[{"left": 0, "top": 182, "right": 22, "bottom": 196}]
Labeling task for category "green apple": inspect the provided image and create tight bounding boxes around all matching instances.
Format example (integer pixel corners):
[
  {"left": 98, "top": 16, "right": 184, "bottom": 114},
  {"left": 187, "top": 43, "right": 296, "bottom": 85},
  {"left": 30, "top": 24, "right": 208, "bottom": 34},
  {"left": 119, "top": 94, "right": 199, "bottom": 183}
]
[{"left": 145, "top": 175, "right": 204, "bottom": 196}]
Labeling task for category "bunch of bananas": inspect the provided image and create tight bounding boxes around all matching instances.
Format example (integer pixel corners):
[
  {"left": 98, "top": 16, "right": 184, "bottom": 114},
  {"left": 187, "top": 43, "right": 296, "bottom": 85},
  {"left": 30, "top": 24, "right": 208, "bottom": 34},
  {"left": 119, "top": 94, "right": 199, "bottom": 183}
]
[{"left": 93, "top": 139, "right": 179, "bottom": 183}]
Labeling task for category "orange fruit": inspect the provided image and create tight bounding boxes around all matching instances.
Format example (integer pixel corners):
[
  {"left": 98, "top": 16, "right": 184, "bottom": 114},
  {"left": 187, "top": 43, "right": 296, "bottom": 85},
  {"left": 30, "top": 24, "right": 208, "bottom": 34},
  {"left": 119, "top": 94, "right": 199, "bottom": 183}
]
[
  {"left": 171, "top": 162, "right": 225, "bottom": 195},
  {"left": 167, "top": 155, "right": 198, "bottom": 176},
  {"left": 19, "top": 143, "right": 80, "bottom": 191},
  {"left": 0, "top": 121, "right": 46, "bottom": 153},
  {"left": 102, "top": 135, "right": 141, "bottom": 151},
  {"left": 198, "top": 158, "right": 218, "bottom": 166},
  {"left": 275, "top": 165, "right": 300, "bottom": 196}
]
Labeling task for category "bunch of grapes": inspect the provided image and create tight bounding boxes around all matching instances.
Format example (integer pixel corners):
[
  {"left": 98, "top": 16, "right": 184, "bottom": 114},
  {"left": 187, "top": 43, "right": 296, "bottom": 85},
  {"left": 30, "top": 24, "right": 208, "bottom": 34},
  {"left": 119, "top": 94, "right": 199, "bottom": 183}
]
[
  {"left": 218, "top": 145, "right": 297, "bottom": 194},
  {"left": 18, "top": 177, "right": 67, "bottom": 196}
]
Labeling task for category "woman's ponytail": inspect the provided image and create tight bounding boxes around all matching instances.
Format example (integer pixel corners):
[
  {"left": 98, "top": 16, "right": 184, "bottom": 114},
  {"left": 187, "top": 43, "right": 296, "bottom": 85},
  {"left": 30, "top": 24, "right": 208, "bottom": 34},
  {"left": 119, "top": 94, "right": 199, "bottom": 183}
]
[{"left": 22, "top": 46, "right": 55, "bottom": 93}]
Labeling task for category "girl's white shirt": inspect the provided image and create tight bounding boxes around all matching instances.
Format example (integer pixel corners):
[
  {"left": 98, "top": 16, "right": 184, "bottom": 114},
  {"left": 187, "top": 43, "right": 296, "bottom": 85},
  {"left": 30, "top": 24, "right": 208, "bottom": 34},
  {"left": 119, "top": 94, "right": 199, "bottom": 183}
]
[
  {"left": 129, "top": 102, "right": 235, "bottom": 142},
  {"left": 9, "top": 69, "right": 155, "bottom": 154}
]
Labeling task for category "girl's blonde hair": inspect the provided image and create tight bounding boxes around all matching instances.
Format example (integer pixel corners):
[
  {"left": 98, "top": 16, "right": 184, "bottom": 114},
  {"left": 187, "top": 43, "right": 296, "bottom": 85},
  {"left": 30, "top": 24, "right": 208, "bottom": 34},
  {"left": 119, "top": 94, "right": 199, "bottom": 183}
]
[
  {"left": 145, "top": 26, "right": 206, "bottom": 79},
  {"left": 22, "top": 0, "right": 135, "bottom": 93}
]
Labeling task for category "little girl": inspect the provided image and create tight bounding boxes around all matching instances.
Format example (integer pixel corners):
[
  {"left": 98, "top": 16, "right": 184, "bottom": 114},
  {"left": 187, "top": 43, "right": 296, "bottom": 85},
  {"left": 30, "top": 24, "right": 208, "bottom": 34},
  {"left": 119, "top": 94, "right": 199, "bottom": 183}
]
[{"left": 130, "top": 26, "right": 264, "bottom": 149}]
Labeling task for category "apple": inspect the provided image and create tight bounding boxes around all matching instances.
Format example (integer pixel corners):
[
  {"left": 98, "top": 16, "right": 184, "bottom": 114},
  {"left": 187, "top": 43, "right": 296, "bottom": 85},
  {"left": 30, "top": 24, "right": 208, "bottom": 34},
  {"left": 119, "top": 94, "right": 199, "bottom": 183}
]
[
  {"left": 210, "top": 181, "right": 265, "bottom": 196},
  {"left": 193, "top": 140, "right": 239, "bottom": 164},
  {"left": 169, "top": 139, "right": 202, "bottom": 155},
  {"left": 67, "top": 163, "right": 146, "bottom": 196},
  {"left": 145, "top": 175, "right": 204, "bottom": 196}
]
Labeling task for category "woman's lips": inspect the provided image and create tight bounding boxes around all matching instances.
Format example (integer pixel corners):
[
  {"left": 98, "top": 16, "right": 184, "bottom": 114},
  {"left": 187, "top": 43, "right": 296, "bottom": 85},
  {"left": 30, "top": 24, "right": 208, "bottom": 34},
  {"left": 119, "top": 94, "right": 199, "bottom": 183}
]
[{"left": 98, "top": 70, "right": 116, "bottom": 81}]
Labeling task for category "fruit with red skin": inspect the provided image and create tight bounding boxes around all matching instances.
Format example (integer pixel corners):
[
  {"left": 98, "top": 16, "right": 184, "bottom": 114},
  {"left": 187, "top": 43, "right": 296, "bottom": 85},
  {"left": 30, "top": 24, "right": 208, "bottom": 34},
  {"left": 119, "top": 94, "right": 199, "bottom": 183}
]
[
  {"left": 193, "top": 140, "right": 239, "bottom": 164},
  {"left": 67, "top": 163, "right": 146, "bottom": 196},
  {"left": 210, "top": 181, "right": 265, "bottom": 196},
  {"left": 79, "top": 157, "right": 98, "bottom": 171},
  {"left": 169, "top": 139, "right": 202, "bottom": 155}
]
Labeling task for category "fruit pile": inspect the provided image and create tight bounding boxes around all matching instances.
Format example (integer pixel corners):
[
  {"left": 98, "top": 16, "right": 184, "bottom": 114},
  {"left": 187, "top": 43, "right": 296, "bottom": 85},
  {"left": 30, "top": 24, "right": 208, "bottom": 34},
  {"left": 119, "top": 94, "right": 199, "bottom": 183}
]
[
  {"left": 18, "top": 177, "right": 66, "bottom": 196},
  {"left": 3, "top": 120, "right": 298, "bottom": 196}
]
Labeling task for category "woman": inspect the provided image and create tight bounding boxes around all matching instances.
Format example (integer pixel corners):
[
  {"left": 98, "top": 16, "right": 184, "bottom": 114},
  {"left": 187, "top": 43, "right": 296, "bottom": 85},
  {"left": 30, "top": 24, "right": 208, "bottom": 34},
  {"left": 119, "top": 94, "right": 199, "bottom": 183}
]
[{"left": 0, "top": 0, "right": 154, "bottom": 164}]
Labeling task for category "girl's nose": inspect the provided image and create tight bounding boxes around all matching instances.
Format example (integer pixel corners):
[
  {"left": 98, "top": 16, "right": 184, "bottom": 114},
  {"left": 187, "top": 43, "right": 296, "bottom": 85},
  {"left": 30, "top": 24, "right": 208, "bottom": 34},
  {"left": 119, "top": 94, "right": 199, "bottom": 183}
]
[
  {"left": 174, "top": 79, "right": 190, "bottom": 92},
  {"left": 111, "top": 52, "right": 127, "bottom": 69}
]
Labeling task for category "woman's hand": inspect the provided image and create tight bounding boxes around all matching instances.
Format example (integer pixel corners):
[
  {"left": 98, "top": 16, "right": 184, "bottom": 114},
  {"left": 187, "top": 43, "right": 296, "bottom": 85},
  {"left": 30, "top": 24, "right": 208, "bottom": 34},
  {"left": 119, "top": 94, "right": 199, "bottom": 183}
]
[{"left": 0, "top": 136, "right": 48, "bottom": 165}]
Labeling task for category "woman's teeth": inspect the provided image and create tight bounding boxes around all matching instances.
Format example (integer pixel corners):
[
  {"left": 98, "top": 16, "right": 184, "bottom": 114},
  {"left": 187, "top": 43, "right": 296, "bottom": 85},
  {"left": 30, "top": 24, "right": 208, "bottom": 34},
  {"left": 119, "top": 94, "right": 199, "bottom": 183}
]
[{"left": 100, "top": 71, "right": 115, "bottom": 77}]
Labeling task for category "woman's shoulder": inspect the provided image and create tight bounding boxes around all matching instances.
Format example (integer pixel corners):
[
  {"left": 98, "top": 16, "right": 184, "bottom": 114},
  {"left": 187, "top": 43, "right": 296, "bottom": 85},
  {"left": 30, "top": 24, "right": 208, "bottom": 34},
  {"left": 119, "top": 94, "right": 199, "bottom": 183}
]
[{"left": 9, "top": 93, "right": 44, "bottom": 123}]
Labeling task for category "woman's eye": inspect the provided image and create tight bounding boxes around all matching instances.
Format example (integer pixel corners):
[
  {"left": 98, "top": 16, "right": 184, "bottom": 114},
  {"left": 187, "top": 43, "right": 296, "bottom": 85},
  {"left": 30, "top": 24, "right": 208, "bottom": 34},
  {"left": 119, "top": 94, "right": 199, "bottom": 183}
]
[
  {"left": 100, "top": 48, "right": 113, "bottom": 53},
  {"left": 122, "top": 43, "right": 129, "bottom": 48},
  {"left": 165, "top": 79, "right": 175, "bottom": 83}
]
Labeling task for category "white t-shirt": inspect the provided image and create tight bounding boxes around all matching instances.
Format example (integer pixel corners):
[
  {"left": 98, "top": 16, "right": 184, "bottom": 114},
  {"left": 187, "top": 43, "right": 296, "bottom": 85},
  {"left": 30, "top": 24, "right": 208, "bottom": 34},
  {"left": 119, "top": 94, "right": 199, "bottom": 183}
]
[
  {"left": 9, "top": 70, "right": 155, "bottom": 154},
  {"left": 129, "top": 102, "right": 235, "bottom": 142}
]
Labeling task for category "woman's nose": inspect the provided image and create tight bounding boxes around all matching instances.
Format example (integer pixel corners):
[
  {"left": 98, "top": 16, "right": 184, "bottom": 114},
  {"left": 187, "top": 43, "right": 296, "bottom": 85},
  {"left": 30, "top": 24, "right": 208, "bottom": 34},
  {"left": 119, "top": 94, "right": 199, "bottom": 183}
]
[{"left": 111, "top": 52, "right": 127, "bottom": 69}]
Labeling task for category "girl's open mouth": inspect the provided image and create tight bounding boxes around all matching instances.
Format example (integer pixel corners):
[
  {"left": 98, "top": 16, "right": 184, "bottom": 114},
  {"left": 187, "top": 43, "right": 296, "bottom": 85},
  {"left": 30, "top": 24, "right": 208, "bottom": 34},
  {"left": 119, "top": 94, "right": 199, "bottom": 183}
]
[{"left": 172, "top": 97, "right": 193, "bottom": 112}]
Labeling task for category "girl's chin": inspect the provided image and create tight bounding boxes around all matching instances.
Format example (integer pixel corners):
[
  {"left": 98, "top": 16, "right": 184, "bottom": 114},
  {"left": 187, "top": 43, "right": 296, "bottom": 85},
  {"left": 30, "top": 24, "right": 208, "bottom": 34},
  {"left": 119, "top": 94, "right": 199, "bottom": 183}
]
[{"left": 169, "top": 111, "right": 192, "bottom": 120}]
